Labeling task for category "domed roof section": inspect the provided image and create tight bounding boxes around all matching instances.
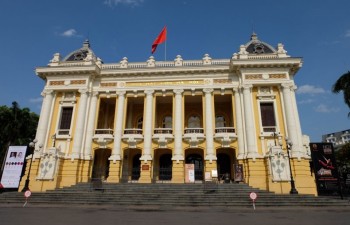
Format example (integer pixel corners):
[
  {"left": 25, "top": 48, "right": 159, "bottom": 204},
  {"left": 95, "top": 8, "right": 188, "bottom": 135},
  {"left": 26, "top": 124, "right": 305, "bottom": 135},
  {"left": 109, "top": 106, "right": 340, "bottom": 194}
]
[
  {"left": 63, "top": 40, "right": 95, "bottom": 61},
  {"left": 244, "top": 33, "right": 276, "bottom": 54}
]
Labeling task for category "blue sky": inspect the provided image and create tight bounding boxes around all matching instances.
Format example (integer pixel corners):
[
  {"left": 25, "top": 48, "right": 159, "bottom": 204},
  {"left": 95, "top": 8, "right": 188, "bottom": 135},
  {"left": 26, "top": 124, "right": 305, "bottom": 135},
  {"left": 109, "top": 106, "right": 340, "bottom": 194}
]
[{"left": 0, "top": 0, "right": 349, "bottom": 142}]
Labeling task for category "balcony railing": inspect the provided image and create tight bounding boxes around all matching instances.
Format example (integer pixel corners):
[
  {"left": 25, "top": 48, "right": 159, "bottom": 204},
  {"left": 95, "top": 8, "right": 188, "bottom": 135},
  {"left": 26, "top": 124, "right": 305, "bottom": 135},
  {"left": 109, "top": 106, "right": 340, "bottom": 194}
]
[
  {"left": 94, "top": 129, "right": 114, "bottom": 135},
  {"left": 262, "top": 126, "right": 277, "bottom": 133},
  {"left": 124, "top": 128, "right": 143, "bottom": 135},
  {"left": 154, "top": 128, "right": 173, "bottom": 134},
  {"left": 57, "top": 129, "right": 70, "bottom": 136},
  {"left": 215, "top": 127, "right": 235, "bottom": 133},
  {"left": 184, "top": 128, "right": 204, "bottom": 134}
]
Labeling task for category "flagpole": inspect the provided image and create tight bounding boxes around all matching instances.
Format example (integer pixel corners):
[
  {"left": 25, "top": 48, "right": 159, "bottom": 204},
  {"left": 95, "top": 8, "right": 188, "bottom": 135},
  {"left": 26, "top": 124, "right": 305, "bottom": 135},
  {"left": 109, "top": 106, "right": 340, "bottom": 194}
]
[{"left": 165, "top": 39, "right": 167, "bottom": 61}]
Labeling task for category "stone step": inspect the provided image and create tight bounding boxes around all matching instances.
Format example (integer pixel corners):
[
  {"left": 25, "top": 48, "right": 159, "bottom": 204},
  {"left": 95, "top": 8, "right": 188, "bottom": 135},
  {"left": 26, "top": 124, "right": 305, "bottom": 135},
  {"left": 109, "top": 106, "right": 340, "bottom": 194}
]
[{"left": 1, "top": 183, "right": 348, "bottom": 207}]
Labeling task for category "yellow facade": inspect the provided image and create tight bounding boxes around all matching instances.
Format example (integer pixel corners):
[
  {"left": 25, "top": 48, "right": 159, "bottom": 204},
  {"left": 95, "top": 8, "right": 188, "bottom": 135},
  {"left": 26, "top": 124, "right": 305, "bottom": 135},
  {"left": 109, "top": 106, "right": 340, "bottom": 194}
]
[{"left": 19, "top": 35, "right": 317, "bottom": 195}]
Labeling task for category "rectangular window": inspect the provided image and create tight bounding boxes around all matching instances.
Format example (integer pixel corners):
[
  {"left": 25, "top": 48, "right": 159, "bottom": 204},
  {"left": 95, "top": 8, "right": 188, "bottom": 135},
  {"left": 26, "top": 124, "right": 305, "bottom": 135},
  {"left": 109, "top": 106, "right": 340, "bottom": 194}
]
[
  {"left": 58, "top": 107, "right": 73, "bottom": 135},
  {"left": 260, "top": 102, "right": 276, "bottom": 133}
]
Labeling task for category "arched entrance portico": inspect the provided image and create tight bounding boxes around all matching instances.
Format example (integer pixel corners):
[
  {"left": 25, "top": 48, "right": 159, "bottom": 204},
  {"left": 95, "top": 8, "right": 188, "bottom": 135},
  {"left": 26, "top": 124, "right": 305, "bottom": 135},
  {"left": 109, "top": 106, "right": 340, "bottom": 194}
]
[
  {"left": 121, "top": 148, "right": 142, "bottom": 182},
  {"left": 92, "top": 148, "right": 111, "bottom": 180},
  {"left": 153, "top": 149, "right": 172, "bottom": 182},
  {"left": 185, "top": 149, "right": 204, "bottom": 181},
  {"left": 216, "top": 148, "right": 236, "bottom": 181}
]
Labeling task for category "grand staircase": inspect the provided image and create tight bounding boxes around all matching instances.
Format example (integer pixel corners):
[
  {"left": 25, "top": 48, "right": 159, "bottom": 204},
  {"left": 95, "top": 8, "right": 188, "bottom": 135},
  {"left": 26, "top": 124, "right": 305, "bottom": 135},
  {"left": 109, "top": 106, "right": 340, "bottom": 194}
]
[{"left": 0, "top": 182, "right": 349, "bottom": 207}]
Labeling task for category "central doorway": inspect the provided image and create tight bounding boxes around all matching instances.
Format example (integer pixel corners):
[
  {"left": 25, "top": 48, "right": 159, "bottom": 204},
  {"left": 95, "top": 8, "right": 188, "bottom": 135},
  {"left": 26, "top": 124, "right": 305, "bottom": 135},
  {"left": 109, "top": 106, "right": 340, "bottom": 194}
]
[
  {"left": 185, "top": 154, "right": 203, "bottom": 181},
  {"left": 159, "top": 154, "right": 172, "bottom": 181},
  {"left": 92, "top": 148, "right": 111, "bottom": 180},
  {"left": 131, "top": 154, "right": 141, "bottom": 180}
]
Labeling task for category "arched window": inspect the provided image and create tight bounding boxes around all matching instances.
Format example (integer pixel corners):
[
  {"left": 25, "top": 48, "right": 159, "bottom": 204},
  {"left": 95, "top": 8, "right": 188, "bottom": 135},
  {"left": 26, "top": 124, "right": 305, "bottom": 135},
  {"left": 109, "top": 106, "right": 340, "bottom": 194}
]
[
  {"left": 137, "top": 117, "right": 143, "bottom": 129},
  {"left": 215, "top": 115, "right": 226, "bottom": 127},
  {"left": 188, "top": 115, "right": 200, "bottom": 128},
  {"left": 162, "top": 116, "right": 172, "bottom": 128}
]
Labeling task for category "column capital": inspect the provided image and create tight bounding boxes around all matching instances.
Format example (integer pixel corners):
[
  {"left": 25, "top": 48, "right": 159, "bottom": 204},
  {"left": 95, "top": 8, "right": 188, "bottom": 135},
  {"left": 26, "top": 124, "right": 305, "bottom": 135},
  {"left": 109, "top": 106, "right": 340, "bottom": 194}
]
[
  {"left": 241, "top": 84, "right": 253, "bottom": 90},
  {"left": 116, "top": 91, "right": 126, "bottom": 96},
  {"left": 41, "top": 89, "right": 54, "bottom": 97},
  {"left": 78, "top": 89, "right": 89, "bottom": 95},
  {"left": 144, "top": 89, "right": 155, "bottom": 95},
  {"left": 173, "top": 89, "right": 184, "bottom": 95},
  {"left": 203, "top": 88, "right": 214, "bottom": 94},
  {"left": 92, "top": 91, "right": 99, "bottom": 97},
  {"left": 281, "top": 82, "right": 294, "bottom": 89},
  {"left": 232, "top": 86, "right": 240, "bottom": 93}
]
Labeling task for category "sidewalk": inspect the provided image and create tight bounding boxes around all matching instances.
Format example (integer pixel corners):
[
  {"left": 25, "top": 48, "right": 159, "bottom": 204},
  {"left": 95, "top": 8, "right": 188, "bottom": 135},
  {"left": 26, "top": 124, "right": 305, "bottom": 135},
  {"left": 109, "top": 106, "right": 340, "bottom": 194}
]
[{"left": 1, "top": 203, "right": 350, "bottom": 225}]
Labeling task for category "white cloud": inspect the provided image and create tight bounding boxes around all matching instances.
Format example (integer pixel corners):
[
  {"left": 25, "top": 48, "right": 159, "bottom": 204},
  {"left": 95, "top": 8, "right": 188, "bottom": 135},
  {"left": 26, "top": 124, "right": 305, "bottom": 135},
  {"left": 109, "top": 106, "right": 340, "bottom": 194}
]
[
  {"left": 314, "top": 104, "right": 339, "bottom": 113},
  {"left": 104, "top": 0, "right": 144, "bottom": 7},
  {"left": 297, "top": 85, "right": 326, "bottom": 95},
  {"left": 61, "top": 29, "right": 78, "bottom": 37},
  {"left": 298, "top": 99, "right": 314, "bottom": 104},
  {"left": 345, "top": 30, "right": 350, "bottom": 38},
  {"left": 29, "top": 97, "right": 42, "bottom": 103}
]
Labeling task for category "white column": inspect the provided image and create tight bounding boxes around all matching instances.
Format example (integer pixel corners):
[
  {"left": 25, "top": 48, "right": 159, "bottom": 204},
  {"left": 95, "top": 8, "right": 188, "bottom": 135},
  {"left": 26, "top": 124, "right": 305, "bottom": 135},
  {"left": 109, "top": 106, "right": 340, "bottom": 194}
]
[
  {"left": 291, "top": 85, "right": 305, "bottom": 157},
  {"left": 110, "top": 91, "right": 126, "bottom": 162},
  {"left": 233, "top": 87, "right": 245, "bottom": 159},
  {"left": 71, "top": 89, "right": 89, "bottom": 159},
  {"left": 35, "top": 89, "right": 54, "bottom": 156},
  {"left": 140, "top": 90, "right": 154, "bottom": 161},
  {"left": 204, "top": 88, "right": 216, "bottom": 162},
  {"left": 172, "top": 89, "right": 184, "bottom": 162},
  {"left": 281, "top": 83, "right": 299, "bottom": 157},
  {"left": 83, "top": 91, "right": 99, "bottom": 159},
  {"left": 242, "top": 84, "right": 259, "bottom": 159}
]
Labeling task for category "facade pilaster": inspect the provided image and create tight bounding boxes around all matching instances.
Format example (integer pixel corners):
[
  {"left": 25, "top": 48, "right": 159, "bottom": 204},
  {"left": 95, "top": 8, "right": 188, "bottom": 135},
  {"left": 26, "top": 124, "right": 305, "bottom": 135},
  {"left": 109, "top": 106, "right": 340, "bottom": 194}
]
[
  {"left": 110, "top": 91, "right": 126, "bottom": 162},
  {"left": 71, "top": 89, "right": 89, "bottom": 159},
  {"left": 35, "top": 89, "right": 54, "bottom": 157},
  {"left": 242, "top": 84, "right": 260, "bottom": 159},
  {"left": 233, "top": 87, "right": 245, "bottom": 159},
  {"left": 172, "top": 89, "right": 184, "bottom": 162},
  {"left": 203, "top": 88, "right": 216, "bottom": 162},
  {"left": 140, "top": 90, "right": 154, "bottom": 161},
  {"left": 281, "top": 82, "right": 300, "bottom": 157},
  {"left": 83, "top": 91, "right": 99, "bottom": 159}
]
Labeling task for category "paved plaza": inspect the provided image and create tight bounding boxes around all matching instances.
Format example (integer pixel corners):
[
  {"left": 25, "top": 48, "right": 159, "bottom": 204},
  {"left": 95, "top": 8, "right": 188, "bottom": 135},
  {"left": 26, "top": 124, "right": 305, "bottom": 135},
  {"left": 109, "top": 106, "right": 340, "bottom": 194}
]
[{"left": 1, "top": 204, "right": 350, "bottom": 225}]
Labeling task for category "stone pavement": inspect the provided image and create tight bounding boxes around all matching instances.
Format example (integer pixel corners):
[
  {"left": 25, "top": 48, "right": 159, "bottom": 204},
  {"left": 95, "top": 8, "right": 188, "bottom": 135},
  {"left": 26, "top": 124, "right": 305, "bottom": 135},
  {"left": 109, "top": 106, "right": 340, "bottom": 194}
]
[{"left": 1, "top": 204, "right": 350, "bottom": 225}]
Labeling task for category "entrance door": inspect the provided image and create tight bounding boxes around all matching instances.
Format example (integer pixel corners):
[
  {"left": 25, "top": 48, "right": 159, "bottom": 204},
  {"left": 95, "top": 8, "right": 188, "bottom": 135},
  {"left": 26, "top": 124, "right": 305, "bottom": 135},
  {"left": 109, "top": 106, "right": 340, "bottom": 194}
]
[
  {"left": 159, "top": 154, "right": 172, "bottom": 180},
  {"left": 186, "top": 154, "right": 203, "bottom": 181},
  {"left": 131, "top": 154, "right": 141, "bottom": 180},
  {"left": 92, "top": 149, "right": 111, "bottom": 180},
  {"left": 217, "top": 153, "right": 231, "bottom": 179}
]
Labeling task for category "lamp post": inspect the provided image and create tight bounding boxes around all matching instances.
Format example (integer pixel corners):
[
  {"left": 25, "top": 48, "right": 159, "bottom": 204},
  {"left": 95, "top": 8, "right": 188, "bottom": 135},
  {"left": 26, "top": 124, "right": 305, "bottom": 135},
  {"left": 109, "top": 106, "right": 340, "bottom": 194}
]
[
  {"left": 21, "top": 139, "right": 41, "bottom": 192},
  {"left": 285, "top": 138, "right": 298, "bottom": 194}
]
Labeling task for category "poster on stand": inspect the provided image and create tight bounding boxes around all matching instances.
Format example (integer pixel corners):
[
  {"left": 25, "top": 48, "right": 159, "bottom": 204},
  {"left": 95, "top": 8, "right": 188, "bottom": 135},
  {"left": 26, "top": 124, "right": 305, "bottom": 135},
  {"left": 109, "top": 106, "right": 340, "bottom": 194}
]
[
  {"left": 0, "top": 146, "right": 27, "bottom": 188},
  {"left": 310, "top": 143, "right": 339, "bottom": 195}
]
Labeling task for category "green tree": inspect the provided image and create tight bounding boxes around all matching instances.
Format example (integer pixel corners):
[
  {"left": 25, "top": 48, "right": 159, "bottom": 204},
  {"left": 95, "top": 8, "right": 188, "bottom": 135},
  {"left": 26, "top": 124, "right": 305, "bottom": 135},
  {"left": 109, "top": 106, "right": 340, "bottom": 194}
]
[
  {"left": 0, "top": 102, "right": 39, "bottom": 169},
  {"left": 332, "top": 71, "right": 350, "bottom": 116},
  {"left": 335, "top": 143, "right": 350, "bottom": 176}
]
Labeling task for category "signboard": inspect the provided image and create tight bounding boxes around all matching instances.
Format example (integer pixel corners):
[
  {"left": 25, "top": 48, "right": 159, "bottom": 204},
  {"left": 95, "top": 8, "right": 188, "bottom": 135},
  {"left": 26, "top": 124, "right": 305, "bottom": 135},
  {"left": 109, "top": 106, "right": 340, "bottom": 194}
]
[
  {"left": 234, "top": 164, "right": 244, "bottom": 182},
  {"left": 0, "top": 146, "right": 27, "bottom": 188},
  {"left": 185, "top": 164, "right": 195, "bottom": 183},
  {"left": 310, "top": 143, "right": 339, "bottom": 195}
]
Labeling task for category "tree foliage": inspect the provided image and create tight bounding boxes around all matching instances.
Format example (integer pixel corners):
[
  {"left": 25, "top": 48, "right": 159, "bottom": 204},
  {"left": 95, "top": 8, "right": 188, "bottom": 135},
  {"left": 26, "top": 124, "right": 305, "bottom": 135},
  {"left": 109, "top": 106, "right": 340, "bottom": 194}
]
[
  {"left": 0, "top": 102, "right": 39, "bottom": 167},
  {"left": 335, "top": 143, "right": 350, "bottom": 174},
  {"left": 332, "top": 71, "right": 350, "bottom": 116}
]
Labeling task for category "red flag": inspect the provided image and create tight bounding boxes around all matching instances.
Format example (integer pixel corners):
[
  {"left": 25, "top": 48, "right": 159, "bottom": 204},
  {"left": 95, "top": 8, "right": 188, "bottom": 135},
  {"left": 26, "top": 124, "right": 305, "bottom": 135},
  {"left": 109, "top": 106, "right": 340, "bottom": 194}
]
[{"left": 151, "top": 26, "right": 167, "bottom": 54}]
